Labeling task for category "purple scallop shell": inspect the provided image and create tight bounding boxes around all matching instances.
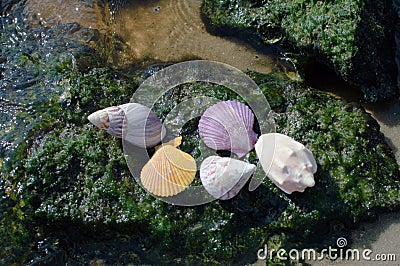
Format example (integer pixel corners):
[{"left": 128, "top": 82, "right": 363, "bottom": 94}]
[{"left": 198, "top": 100, "right": 258, "bottom": 157}]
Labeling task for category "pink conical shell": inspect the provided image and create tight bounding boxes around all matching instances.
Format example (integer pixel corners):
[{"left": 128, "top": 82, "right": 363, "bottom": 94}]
[
  {"left": 255, "top": 133, "right": 317, "bottom": 194},
  {"left": 200, "top": 155, "right": 256, "bottom": 200},
  {"left": 88, "top": 103, "right": 166, "bottom": 148},
  {"left": 198, "top": 100, "right": 258, "bottom": 157}
]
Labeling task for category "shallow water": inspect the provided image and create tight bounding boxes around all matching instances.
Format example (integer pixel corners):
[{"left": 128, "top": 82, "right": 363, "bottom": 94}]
[
  {"left": 366, "top": 99, "right": 400, "bottom": 163},
  {"left": 112, "top": 0, "right": 277, "bottom": 73},
  {"left": 23, "top": 0, "right": 109, "bottom": 32}
]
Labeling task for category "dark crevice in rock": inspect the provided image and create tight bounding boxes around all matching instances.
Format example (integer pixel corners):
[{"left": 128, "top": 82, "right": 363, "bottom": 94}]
[
  {"left": 202, "top": 0, "right": 400, "bottom": 102},
  {"left": 304, "top": 60, "right": 364, "bottom": 102},
  {"left": 351, "top": 0, "right": 398, "bottom": 102}
]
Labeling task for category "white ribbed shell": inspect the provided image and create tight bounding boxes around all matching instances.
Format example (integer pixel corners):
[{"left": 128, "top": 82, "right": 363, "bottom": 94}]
[{"left": 200, "top": 155, "right": 256, "bottom": 200}]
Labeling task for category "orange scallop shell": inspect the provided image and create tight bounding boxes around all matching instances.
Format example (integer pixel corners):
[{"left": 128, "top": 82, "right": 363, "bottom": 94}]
[{"left": 140, "top": 137, "right": 196, "bottom": 197}]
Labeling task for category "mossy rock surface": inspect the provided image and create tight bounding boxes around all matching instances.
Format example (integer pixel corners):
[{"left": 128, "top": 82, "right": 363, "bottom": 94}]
[
  {"left": 3, "top": 64, "right": 400, "bottom": 264},
  {"left": 202, "top": 0, "right": 399, "bottom": 102}
]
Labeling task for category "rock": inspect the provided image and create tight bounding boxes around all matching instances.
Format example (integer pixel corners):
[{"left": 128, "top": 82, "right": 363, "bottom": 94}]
[
  {"left": 1, "top": 2, "right": 400, "bottom": 265},
  {"left": 0, "top": 0, "right": 19, "bottom": 13},
  {"left": 203, "top": 0, "right": 399, "bottom": 102},
  {"left": 0, "top": 2, "right": 135, "bottom": 264},
  {"left": 5, "top": 64, "right": 400, "bottom": 264}
]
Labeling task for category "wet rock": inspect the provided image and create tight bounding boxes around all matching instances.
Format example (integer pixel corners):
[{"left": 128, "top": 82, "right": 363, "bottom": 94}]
[
  {"left": 203, "top": 0, "right": 399, "bottom": 102},
  {"left": 0, "top": 2, "right": 133, "bottom": 264},
  {"left": 0, "top": 0, "right": 20, "bottom": 14},
  {"left": 5, "top": 64, "right": 400, "bottom": 264},
  {"left": 0, "top": 4, "right": 105, "bottom": 164},
  {"left": 1, "top": 1, "right": 400, "bottom": 265}
]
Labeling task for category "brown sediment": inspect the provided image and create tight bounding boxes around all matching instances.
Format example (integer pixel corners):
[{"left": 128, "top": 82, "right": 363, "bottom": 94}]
[
  {"left": 365, "top": 98, "right": 400, "bottom": 163},
  {"left": 111, "top": 0, "right": 276, "bottom": 73},
  {"left": 23, "top": 0, "right": 111, "bottom": 33}
]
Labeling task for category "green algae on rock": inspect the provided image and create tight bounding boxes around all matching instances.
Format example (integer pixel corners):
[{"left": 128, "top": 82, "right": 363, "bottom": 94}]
[
  {"left": 0, "top": 9, "right": 106, "bottom": 266},
  {"left": 6, "top": 63, "right": 399, "bottom": 264},
  {"left": 1, "top": 3, "right": 400, "bottom": 263},
  {"left": 1, "top": 15, "right": 399, "bottom": 261},
  {"left": 0, "top": 1, "right": 135, "bottom": 263},
  {"left": 203, "top": 0, "right": 399, "bottom": 102}
]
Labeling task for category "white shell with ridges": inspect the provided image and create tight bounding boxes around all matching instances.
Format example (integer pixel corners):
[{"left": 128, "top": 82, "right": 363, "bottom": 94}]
[
  {"left": 200, "top": 155, "right": 256, "bottom": 200},
  {"left": 88, "top": 103, "right": 166, "bottom": 148},
  {"left": 198, "top": 100, "right": 258, "bottom": 157},
  {"left": 255, "top": 133, "right": 317, "bottom": 194}
]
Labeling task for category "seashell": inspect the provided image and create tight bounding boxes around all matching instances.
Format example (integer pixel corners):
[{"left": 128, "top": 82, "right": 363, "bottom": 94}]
[
  {"left": 200, "top": 155, "right": 256, "bottom": 200},
  {"left": 198, "top": 100, "right": 258, "bottom": 157},
  {"left": 255, "top": 133, "right": 317, "bottom": 194},
  {"left": 140, "top": 136, "right": 196, "bottom": 197},
  {"left": 88, "top": 103, "right": 166, "bottom": 148}
]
